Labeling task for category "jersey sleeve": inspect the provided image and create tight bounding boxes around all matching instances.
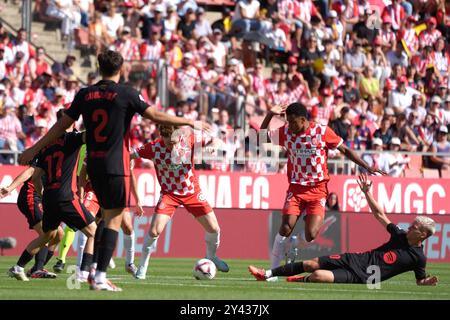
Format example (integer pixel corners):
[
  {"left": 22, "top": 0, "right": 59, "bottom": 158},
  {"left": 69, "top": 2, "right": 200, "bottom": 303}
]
[
  {"left": 386, "top": 223, "right": 406, "bottom": 237},
  {"left": 136, "top": 143, "right": 155, "bottom": 160},
  {"left": 130, "top": 89, "right": 150, "bottom": 115},
  {"left": 65, "top": 89, "right": 85, "bottom": 121},
  {"left": 413, "top": 257, "right": 427, "bottom": 280},
  {"left": 324, "top": 126, "right": 344, "bottom": 150},
  {"left": 269, "top": 126, "right": 287, "bottom": 146},
  {"left": 34, "top": 150, "right": 46, "bottom": 171}
]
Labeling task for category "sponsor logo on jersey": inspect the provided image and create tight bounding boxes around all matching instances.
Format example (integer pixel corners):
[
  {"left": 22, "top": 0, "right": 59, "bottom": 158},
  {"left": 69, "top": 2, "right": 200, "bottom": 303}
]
[{"left": 383, "top": 251, "right": 397, "bottom": 264}]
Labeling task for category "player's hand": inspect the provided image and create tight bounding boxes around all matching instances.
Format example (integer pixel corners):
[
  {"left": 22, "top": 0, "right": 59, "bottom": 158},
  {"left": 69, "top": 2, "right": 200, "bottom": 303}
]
[
  {"left": 357, "top": 173, "right": 372, "bottom": 193},
  {"left": 191, "top": 120, "right": 212, "bottom": 133},
  {"left": 269, "top": 104, "right": 288, "bottom": 116},
  {"left": 18, "top": 147, "right": 37, "bottom": 165},
  {"left": 135, "top": 203, "right": 144, "bottom": 217},
  {"left": 0, "top": 187, "right": 11, "bottom": 199},
  {"left": 366, "top": 166, "right": 387, "bottom": 176}
]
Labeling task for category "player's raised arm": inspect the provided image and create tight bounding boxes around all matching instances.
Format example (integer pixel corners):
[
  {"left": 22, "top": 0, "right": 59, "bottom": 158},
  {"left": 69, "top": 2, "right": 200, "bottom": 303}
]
[
  {"left": 357, "top": 173, "right": 391, "bottom": 228},
  {"left": 143, "top": 107, "right": 211, "bottom": 132},
  {"left": 0, "top": 166, "right": 36, "bottom": 199},
  {"left": 260, "top": 104, "right": 287, "bottom": 130},
  {"left": 19, "top": 114, "right": 75, "bottom": 165},
  {"left": 337, "top": 143, "right": 387, "bottom": 176}
]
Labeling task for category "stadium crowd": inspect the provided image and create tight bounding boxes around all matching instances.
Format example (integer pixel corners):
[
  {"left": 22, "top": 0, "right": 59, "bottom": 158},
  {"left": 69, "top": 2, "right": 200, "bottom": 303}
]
[{"left": 0, "top": 0, "right": 450, "bottom": 176}]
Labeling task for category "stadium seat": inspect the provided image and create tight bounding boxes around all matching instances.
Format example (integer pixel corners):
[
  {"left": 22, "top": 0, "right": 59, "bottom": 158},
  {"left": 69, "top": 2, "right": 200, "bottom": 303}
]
[
  {"left": 440, "top": 170, "right": 450, "bottom": 178},
  {"left": 403, "top": 168, "right": 423, "bottom": 178},
  {"left": 407, "top": 155, "right": 423, "bottom": 170},
  {"left": 422, "top": 168, "right": 440, "bottom": 178}
]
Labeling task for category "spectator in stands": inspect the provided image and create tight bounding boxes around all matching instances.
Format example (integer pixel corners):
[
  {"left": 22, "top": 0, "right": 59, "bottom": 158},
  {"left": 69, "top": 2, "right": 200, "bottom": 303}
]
[
  {"left": 363, "top": 137, "right": 384, "bottom": 172},
  {"left": 0, "top": 100, "right": 26, "bottom": 163},
  {"left": 102, "top": 2, "right": 124, "bottom": 40},
  {"left": 353, "top": 8, "right": 378, "bottom": 45},
  {"left": 373, "top": 116, "right": 394, "bottom": 147},
  {"left": 388, "top": 76, "right": 419, "bottom": 114},
  {"left": 122, "top": 1, "right": 141, "bottom": 39},
  {"left": 46, "top": 0, "right": 81, "bottom": 41},
  {"left": 344, "top": 39, "right": 368, "bottom": 78},
  {"left": 418, "top": 113, "right": 438, "bottom": 152},
  {"left": 391, "top": 113, "right": 421, "bottom": 151},
  {"left": 25, "top": 118, "right": 47, "bottom": 148},
  {"left": 330, "top": 106, "right": 351, "bottom": 141},
  {"left": 51, "top": 54, "right": 76, "bottom": 81},
  {"left": 405, "top": 94, "right": 427, "bottom": 126},
  {"left": 6, "top": 51, "right": 30, "bottom": 84},
  {"left": 164, "top": 4, "right": 180, "bottom": 41},
  {"left": 194, "top": 7, "right": 212, "bottom": 39},
  {"left": 177, "top": 7, "right": 196, "bottom": 41},
  {"left": 89, "top": 11, "right": 110, "bottom": 54},
  {"left": 10, "top": 28, "right": 34, "bottom": 63},
  {"left": 383, "top": 137, "right": 410, "bottom": 177},
  {"left": 169, "top": 52, "right": 200, "bottom": 101},
  {"left": 29, "top": 47, "right": 51, "bottom": 80},
  {"left": 211, "top": 7, "right": 232, "bottom": 34},
  {"left": 341, "top": 73, "right": 360, "bottom": 104},
  {"left": 359, "top": 65, "right": 381, "bottom": 100},
  {"left": 299, "top": 36, "right": 322, "bottom": 82},
  {"left": 78, "top": 0, "right": 94, "bottom": 28},
  {"left": 429, "top": 125, "right": 450, "bottom": 174},
  {"left": 419, "top": 17, "right": 442, "bottom": 49}
]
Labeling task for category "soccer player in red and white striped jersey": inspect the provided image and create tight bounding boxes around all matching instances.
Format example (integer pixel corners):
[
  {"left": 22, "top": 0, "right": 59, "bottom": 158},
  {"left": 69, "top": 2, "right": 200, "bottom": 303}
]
[
  {"left": 131, "top": 125, "right": 229, "bottom": 279},
  {"left": 260, "top": 103, "right": 385, "bottom": 269}
]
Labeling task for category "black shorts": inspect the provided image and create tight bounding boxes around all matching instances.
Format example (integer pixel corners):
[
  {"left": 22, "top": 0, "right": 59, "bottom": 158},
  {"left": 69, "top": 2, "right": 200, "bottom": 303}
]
[
  {"left": 88, "top": 172, "right": 130, "bottom": 210},
  {"left": 42, "top": 197, "right": 95, "bottom": 233},
  {"left": 318, "top": 254, "right": 365, "bottom": 284},
  {"left": 17, "top": 189, "right": 43, "bottom": 229}
]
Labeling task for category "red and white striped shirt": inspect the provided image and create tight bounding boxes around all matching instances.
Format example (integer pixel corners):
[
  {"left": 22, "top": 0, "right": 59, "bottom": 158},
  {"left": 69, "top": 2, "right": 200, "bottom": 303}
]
[
  {"left": 399, "top": 28, "right": 418, "bottom": 53},
  {"left": 278, "top": 0, "right": 294, "bottom": 19},
  {"left": 0, "top": 114, "right": 22, "bottom": 140},
  {"left": 293, "top": 0, "right": 319, "bottom": 23},
  {"left": 382, "top": 4, "right": 405, "bottom": 31},
  {"left": 419, "top": 29, "right": 442, "bottom": 48},
  {"left": 140, "top": 40, "right": 164, "bottom": 62},
  {"left": 270, "top": 123, "right": 343, "bottom": 186},
  {"left": 172, "top": 66, "right": 200, "bottom": 94},
  {"left": 110, "top": 39, "right": 139, "bottom": 61},
  {"left": 269, "top": 91, "right": 291, "bottom": 106},
  {"left": 381, "top": 29, "right": 397, "bottom": 47}
]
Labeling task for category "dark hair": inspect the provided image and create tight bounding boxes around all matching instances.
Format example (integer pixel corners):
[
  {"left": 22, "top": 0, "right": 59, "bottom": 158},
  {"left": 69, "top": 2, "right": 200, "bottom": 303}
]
[
  {"left": 286, "top": 102, "right": 308, "bottom": 118},
  {"left": 326, "top": 192, "right": 340, "bottom": 211},
  {"left": 97, "top": 50, "right": 124, "bottom": 77}
]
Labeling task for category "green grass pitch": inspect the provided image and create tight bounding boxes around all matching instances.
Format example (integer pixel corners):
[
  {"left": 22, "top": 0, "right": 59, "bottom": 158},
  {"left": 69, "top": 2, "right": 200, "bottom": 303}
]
[{"left": 0, "top": 257, "right": 449, "bottom": 300}]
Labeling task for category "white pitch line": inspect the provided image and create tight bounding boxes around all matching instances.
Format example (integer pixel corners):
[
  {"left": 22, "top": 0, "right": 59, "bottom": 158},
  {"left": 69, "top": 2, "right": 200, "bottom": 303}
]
[{"left": 112, "top": 280, "right": 450, "bottom": 296}]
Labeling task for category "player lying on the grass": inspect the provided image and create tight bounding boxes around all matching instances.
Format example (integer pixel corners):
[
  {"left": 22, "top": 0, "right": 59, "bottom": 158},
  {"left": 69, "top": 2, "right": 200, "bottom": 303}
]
[
  {"left": 260, "top": 103, "right": 386, "bottom": 268},
  {"left": 7, "top": 118, "right": 97, "bottom": 282},
  {"left": 74, "top": 159, "right": 144, "bottom": 282},
  {"left": 1, "top": 165, "right": 63, "bottom": 279},
  {"left": 131, "top": 124, "right": 229, "bottom": 279},
  {"left": 249, "top": 174, "right": 438, "bottom": 286}
]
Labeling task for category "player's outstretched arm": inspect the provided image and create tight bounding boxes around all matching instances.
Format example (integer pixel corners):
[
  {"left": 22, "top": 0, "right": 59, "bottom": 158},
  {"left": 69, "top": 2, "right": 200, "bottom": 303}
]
[
  {"left": 143, "top": 107, "right": 211, "bottom": 132},
  {"left": 19, "top": 114, "right": 75, "bottom": 165},
  {"left": 417, "top": 276, "right": 438, "bottom": 286},
  {"left": 338, "top": 144, "right": 387, "bottom": 176},
  {"left": 31, "top": 167, "right": 44, "bottom": 197},
  {"left": 357, "top": 173, "right": 391, "bottom": 228},
  {"left": 0, "top": 166, "right": 36, "bottom": 199}
]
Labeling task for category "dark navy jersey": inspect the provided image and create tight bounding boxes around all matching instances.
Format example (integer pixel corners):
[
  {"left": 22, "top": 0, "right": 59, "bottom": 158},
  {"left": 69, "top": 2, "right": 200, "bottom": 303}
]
[
  {"left": 347, "top": 223, "right": 427, "bottom": 282},
  {"left": 18, "top": 156, "right": 41, "bottom": 200},
  {"left": 35, "top": 131, "right": 84, "bottom": 201},
  {"left": 65, "top": 80, "right": 149, "bottom": 176}
]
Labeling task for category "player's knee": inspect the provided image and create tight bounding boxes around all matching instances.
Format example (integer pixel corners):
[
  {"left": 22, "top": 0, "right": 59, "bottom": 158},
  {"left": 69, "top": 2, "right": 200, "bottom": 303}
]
[
  {"left": 122, "top": 223, "right": 133, "bottom": 235},
  {"left": 303, "top": 260, "right": 319, "bottom": 272},
  {"left": 149, "top": 227, "right": 161, "bottom": 238},
  {"left": 305, "top": 229, "right": 320, "bottom": 242}
]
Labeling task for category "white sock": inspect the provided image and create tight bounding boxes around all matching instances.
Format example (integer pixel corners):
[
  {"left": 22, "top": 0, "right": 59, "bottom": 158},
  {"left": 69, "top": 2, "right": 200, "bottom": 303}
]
[
  {"left": 124, "top": 231, "right": 135, "bottom": 266},
  {"left": 90, "top": 262, "right": 97, "bottom": 269},
  {"left": 94, "top": 271, "right": 106, "bottom": 283},
  {"left": 139, "top": 233, "right": 158, "bottom": 274},
  {"left": 76, "top": 231, "right": 87, "bottom": 268},
  {"left": 265, "top": 270, "right": 273, "bottom": 278},
  {"left": 80, "top": 270, "right": 89, "bottom": 278},
  {"left": 271, "top": 233, "right": 289, "bottom": 269},
  {"left": 205, "top": 231, "right": 220, "bottom": 259}
]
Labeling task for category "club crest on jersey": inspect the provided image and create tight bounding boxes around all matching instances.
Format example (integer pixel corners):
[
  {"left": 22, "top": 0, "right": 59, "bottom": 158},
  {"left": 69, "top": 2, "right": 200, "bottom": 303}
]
[
  {"left": 320, "top": 198, "right": 326, "bottom": 208},
  {"left": 197, "top": 192, "right": 206, "bottom": 202}
]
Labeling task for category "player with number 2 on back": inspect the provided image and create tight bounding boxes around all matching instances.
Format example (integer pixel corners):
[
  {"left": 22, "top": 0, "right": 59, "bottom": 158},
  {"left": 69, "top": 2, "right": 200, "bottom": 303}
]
[
  {"left": 19, "top": 50, "right": 211, "bottom": 291},
  {"left": 260, "top": 102, "right": 386, "bottom": 270}
]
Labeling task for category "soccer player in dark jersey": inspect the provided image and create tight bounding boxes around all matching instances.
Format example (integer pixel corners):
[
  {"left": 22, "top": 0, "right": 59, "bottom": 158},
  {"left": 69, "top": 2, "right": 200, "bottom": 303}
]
[
  {"left": 249, "top": 174, "right": 438, "bottom": 286},
  {"left": 8, "top": 116, "right": 97, "bottom": 282},
  {"left": 19, "top": 50, "right": 210, "bottom": 291},
  {"left": 1, "top": 165, "right": 63, "bottom": 280}
]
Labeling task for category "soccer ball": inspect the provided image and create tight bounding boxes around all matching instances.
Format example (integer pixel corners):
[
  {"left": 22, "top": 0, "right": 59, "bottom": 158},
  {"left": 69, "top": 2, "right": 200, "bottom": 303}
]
[{"left": 193, "top": 259, "right": 216, "bottom": 280}]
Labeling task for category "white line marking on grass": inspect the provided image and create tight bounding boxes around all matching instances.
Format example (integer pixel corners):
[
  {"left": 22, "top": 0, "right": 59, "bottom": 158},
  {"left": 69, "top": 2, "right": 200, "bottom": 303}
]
[{"left": 112, "top": 280, "right": 450, "bottom": 296}]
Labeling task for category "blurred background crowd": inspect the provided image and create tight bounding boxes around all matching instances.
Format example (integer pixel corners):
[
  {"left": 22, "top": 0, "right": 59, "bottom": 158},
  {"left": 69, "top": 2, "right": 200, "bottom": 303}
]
[{"left": 0, "top": 0, "right": 450, "bottom": 177}]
